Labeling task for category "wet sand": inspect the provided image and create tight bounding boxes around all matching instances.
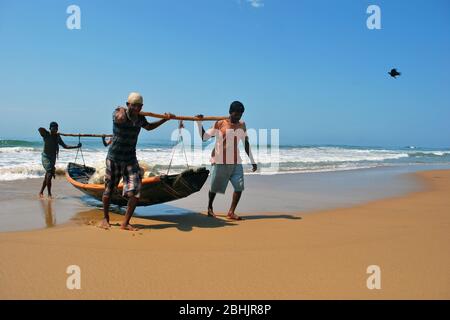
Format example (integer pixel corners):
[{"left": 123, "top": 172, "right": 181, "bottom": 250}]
[
  {"left": 0, "top": 169, "right": 449, "bottom": 299},
  {"left": 0, "top": 164, "right": 436, "bottom": 232}
]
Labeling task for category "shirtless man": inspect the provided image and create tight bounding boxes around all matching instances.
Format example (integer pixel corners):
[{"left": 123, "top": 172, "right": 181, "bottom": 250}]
[{"left": 38, "top": 122, "right": 81, "bottom": 198}]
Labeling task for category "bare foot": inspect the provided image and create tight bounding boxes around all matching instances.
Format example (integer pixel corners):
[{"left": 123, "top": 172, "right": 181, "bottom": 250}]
[
  {"left": 97, "top": 218, "right": 111, "bottom": 230},
  {"left": 120, "top": 223, "right": 139, "bottom": 231},
  {"left": 47, "top": 194, "right": 53, "bottom": 199},
  {"left": 39, "top": 193, "right": 44, "bottom": 198},
  {"left": 207, "top": 207, "right": 216, "bottom": 218},
  {"left": 227, "top": 213, "right": 242, "bottom": 221}
]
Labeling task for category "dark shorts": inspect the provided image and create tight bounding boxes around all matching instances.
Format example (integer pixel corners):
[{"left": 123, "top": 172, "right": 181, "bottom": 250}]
[
  {"left": 103, "top": 159, "right": 142, "bottom": 198},
  {"left": 41, "top": 153, "right": 56, "bottom": 177}
]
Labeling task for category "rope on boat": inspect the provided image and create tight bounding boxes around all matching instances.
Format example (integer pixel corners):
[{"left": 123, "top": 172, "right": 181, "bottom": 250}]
[
  {"left": 166, "top": 120, "right": 190, "bottom": 175},
  {"left": 74, "top": 135, "right": 86, "bottom": 168}
]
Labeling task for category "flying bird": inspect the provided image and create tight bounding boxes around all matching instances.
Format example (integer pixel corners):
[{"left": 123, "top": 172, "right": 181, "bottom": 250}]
[{"left": 388, "top": 68, "right": 401, "bottom": 78}]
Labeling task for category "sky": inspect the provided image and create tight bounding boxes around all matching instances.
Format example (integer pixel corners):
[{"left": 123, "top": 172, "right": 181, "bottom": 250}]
[{"left": 0, "top": 0, "right": 449, "bottom": 147}]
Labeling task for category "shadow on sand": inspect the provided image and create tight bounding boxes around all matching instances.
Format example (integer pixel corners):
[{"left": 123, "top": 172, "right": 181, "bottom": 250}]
[
  {"left": 134, "top": 213, "right": 301, "bottom": 232},
  {"left": 76, "top": 197, "right": 301, "bottom": 232}
]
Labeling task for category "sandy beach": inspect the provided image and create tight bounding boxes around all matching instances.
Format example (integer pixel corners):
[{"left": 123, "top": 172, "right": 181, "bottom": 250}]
[{"left": 0, "top": 169, "right": 449, "bottom": 299}]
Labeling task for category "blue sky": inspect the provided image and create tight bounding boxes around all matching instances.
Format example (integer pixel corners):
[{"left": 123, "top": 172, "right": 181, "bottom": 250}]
[{"left": 0, "top": 0, "right": 449, "bottom": 147}]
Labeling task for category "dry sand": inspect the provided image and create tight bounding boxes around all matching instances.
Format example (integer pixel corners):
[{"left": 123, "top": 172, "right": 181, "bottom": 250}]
[{"left": 0, "top": 170, "right": 449, "bottom": 299}]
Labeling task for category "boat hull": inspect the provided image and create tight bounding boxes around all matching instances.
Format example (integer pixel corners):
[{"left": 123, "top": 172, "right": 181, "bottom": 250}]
[{"left": 66, "top": 162, "right": 209, "bottom": 206}]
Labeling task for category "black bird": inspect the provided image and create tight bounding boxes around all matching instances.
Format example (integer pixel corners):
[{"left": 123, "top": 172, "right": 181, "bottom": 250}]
[{"left": 388, "top": 68, "right": 401, "bottom": 78}]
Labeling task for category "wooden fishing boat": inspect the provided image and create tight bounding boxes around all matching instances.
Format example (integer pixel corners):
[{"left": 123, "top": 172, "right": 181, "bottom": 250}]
[{"left": 65, "top": 162, "right": 209, "bottom": 206}]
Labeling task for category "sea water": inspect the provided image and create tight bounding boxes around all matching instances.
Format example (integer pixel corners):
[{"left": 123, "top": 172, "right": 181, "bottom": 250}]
[
  {"left": 1, "top": 138, "right": 450, "bottom": 181},
  {"left": 0, "top": 139, "right": 450, "bottom": 181}
]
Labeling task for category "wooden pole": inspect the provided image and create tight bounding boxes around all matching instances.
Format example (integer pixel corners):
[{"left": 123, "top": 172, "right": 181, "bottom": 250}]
[
  {"left": 59, "top": 133, "right": 113, "bottom": 137},
  {"left": 60, "top": 112, "right": 226, "bottom": 137},
  {"left": 139, "top": 111, "right": 227, "bottom": 121}
]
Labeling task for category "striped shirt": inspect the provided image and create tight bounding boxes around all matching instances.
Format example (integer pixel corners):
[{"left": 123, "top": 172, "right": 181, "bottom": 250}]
[{"left": 107, "top": 107, "right": 149, "bottom": 163}]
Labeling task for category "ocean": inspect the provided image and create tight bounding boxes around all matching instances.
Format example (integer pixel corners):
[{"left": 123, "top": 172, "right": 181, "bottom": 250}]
[{"left": 1, "top": 138, "right": 450, "bottom": 181}]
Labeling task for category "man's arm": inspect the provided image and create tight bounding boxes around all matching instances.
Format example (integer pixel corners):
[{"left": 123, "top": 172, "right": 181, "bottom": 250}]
[
  {"left": 102, "top": 136, "right": 111, "bottom": 147},
  {"left": 58, "top": 136, "right": 81, "bottom": 149},
  {"left": 195, "top": 115, "right": 216, "bottom": 141},
  {"left": 197, "top": 122, "right": 207, "bottom": 141},
  {"left": 114, "top": 107, "right": 127, "bottom": 124},
  {"left": 244, "top": 137, "right": 257, "bottom": 171},
  {"left": 143, "top": 113, "right": 175, "bottom": 131},
  {"left": 242, "top": 123, "right": 257, "bottom": 172},
  {"left": 38, "top": 127, "right": 48, "bottom": 137}
]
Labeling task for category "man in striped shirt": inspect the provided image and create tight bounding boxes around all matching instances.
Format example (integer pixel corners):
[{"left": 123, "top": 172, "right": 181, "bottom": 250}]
[{"left": 100, "top": 92, "right": 174, "bottom": 231}]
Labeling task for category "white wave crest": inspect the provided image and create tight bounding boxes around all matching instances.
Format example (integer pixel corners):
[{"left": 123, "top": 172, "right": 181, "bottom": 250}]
[{"left": 0, "top": 147, "right": 39, "bottom": 153}]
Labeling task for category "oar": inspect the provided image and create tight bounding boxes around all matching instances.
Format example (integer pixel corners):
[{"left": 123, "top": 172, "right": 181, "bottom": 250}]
[
  {"left": 60, "top": 133, "right": 113, "bottom": 137},
  {"left": 139, "top": 111, "right": 227, "bottom": 121}
]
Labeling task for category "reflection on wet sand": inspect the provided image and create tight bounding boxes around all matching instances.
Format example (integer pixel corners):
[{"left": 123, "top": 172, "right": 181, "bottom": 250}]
[{"left": 39, "top": 199, "right": 55, "bottom": 227}]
